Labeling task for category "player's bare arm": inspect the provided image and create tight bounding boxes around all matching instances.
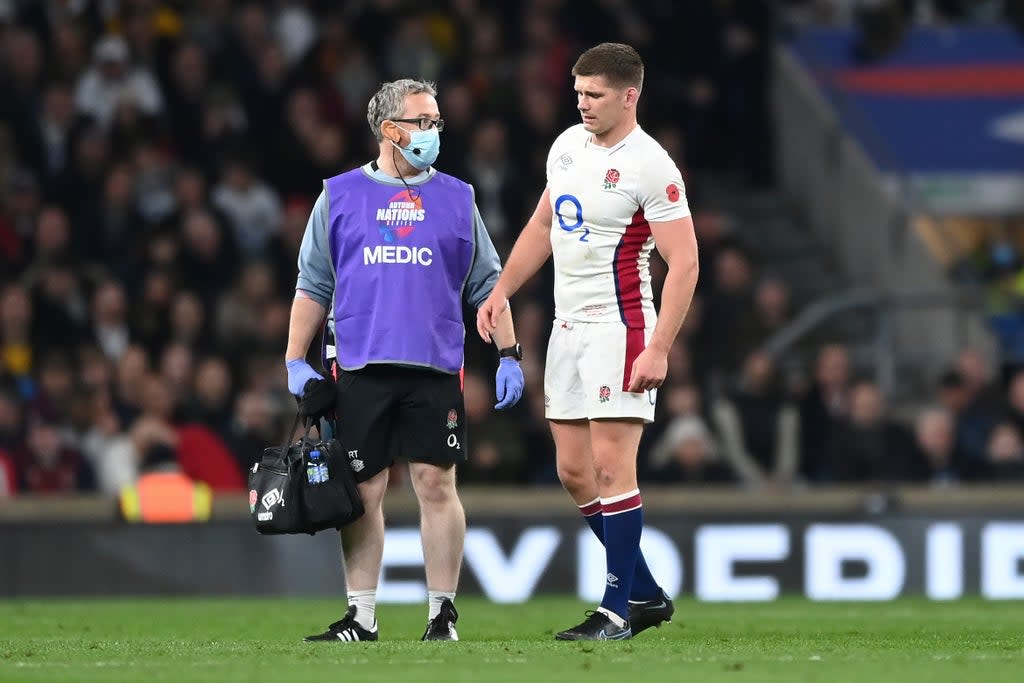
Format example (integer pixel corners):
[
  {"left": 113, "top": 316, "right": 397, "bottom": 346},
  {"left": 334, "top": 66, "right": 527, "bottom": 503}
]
[
  {"left": 626, "top": 216, "right": 698, "bottom": 392},
  {"left": 477, "top": 187, "right": 554, "bottom": 341},
  {"left": 285, "top": 291, "right": 327, "bottom": 361}
]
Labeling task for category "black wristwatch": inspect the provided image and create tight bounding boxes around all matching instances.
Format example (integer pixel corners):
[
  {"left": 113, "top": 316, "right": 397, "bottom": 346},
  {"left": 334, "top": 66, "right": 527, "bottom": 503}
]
[{"left": 498, "top": 343, "right": 523, "bottom": 361}]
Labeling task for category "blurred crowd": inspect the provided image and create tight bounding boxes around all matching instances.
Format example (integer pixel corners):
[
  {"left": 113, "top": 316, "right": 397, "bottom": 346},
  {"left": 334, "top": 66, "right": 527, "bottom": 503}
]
[
  {"left": 781, "top": 0, "right": 1024, "bottom": 60},
  {"left": 783, "top": 0, "right": 1024, "bottom": 29},
  {"left": 1, "top": 0, "right": 1020, "bottom": 498}
]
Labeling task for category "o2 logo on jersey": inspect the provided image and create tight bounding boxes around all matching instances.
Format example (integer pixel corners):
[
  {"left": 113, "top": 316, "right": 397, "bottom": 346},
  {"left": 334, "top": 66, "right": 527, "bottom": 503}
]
[{"left": 554, "top": 194, "right": 589, "bottom": 243}]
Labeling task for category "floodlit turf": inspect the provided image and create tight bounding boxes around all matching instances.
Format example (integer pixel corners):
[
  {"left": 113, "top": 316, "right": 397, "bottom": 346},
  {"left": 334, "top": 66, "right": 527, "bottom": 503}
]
[{"left": 1, "top": 597, "right": 1022, "bottom": 683}]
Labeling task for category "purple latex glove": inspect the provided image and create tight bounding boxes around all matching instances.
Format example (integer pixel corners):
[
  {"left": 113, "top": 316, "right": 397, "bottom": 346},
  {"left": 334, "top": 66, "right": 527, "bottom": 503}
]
[
  {"left": 495, "top": 358, "right": 524, "bottom": 410},
  {"left": 286, "top": 358, "right": 323, "bottom": 397}
]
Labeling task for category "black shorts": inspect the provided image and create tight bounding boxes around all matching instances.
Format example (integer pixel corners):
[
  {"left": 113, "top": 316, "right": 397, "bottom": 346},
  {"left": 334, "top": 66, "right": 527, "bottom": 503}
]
[{"left": 332, "top": 364, "right": 467, "bottom": 482}]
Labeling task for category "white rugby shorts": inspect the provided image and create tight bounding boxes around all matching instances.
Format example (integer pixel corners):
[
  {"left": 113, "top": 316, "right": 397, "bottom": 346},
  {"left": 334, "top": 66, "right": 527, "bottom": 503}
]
[{"left": 544, "top": 320, "right": 657, "bottom": 423}]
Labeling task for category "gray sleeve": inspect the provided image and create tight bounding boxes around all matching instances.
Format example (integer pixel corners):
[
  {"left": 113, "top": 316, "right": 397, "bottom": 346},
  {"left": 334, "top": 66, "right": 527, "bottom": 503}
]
[
  {"left": 463, "top": 201, "right": 502, "bottom": 309},
  {"left": 295, "top": 189, "right": 335, "bottom": 309}
]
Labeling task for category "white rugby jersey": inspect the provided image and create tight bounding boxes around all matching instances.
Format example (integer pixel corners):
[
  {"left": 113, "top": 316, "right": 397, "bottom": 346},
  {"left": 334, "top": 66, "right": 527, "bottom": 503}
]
[{"left": 546, "top": 124, "right": 690, "bottom": 326}]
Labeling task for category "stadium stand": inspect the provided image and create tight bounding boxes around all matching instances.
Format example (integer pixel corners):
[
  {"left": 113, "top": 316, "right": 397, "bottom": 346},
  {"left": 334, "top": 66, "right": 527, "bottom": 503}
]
[{"left": 1, "top": 0, "right": 1023, "bottom": 503}]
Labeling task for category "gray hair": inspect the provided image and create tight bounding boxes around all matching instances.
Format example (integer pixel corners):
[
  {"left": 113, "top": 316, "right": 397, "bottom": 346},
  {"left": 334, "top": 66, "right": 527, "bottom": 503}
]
[{"left": 366, "top": 79, "right": 437, "bottom": 142}]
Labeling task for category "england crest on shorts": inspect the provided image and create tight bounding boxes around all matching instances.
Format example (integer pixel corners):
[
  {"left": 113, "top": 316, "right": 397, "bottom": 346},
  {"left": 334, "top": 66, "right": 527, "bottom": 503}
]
[
  {"left": 598, "top": 385, "right": 611, "bottom": 403},
  {"left": 446, "top": 409, "right": 458, "bottom": 429}
]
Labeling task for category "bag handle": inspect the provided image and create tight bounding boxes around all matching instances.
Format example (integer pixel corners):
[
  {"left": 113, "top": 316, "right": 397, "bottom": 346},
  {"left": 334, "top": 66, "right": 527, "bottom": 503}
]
[{"left": 278, "top": 413, "right": 320, "bottom": 466}]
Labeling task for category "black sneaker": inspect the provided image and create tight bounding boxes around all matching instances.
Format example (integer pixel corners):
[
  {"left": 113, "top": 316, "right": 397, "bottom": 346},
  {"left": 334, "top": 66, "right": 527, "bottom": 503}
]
[
  {"left": 422, "top": 598, "right": 459, "bottom": 641},
  {"left": 304, "top": 605, "right": 379, "bottom": 642},
  {"left": 628, "top": 590, "right": 675, "bottom": 636},
  {"left": 555, "top": 610, "right": 632, "bottom": 641}
]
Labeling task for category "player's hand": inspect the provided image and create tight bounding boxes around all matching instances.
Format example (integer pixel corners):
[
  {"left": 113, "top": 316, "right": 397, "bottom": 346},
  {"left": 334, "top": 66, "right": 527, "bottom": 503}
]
[
  {"left": 476, "top": 291, "right": 509, "bottom": 343},
  {"left": 494, "top": 358, "right": 524, "bottom": 409},
  {"left": 627, "top": 347, "right": 667, "bottom": 393}
]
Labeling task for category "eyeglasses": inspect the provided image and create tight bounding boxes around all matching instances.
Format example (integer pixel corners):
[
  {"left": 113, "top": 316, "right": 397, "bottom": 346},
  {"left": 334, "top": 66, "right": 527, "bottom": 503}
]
[{"left": 392, "top": 117, "right": 445, "bottom": 132}]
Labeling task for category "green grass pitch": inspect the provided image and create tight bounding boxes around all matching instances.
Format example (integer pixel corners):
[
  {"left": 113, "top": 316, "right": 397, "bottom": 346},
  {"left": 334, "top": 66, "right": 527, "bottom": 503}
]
[{"left": 1, "top": 597, "right": 1022, "bottom": 682}]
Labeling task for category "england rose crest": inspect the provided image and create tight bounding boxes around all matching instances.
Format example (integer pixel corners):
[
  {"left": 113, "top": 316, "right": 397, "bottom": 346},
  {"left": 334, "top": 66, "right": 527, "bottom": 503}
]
[
  {"left": 248, "top": 489, "right": 258, "bottom": 512},
  {"left": 603, "top": 168, "right": 620, "bottom": 189},
  {"left": 446, "top": 409, "right": 458, "bottom": 429},
  {"left": 598, "top": 385, "right": 612, "bottom": 403}
]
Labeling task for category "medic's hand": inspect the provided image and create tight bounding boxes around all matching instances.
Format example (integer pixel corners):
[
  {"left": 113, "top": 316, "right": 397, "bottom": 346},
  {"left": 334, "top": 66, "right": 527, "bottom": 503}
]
[
  {"left": 286, "top": 359, "right": 335, "bottom": 419},
  {"left": 494, "top": 358, "right": 524, "bottom": 410}
]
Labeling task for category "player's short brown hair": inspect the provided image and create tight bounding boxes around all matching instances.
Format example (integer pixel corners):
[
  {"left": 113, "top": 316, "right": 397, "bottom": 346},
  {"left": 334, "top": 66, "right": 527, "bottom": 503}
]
[{"left": 571, "top": 42, "right": 644, "bottom": 91}]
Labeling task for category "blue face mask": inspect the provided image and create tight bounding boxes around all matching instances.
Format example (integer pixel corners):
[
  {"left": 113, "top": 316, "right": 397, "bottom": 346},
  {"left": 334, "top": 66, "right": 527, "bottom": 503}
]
[{"left": 390, "top": 127, "right": 440, "bottom": 170}]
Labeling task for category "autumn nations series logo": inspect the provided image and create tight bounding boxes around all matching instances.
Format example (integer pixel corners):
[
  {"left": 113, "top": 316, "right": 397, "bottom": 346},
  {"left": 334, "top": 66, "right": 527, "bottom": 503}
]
[{"left": 376, "top": 188, "right": 425, "bottom": 241}]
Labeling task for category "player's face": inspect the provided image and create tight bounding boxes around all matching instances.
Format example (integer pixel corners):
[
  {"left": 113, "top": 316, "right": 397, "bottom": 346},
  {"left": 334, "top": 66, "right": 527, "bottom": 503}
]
[{"left": 574, "top": 75, "right": 631, "bottom": 135}]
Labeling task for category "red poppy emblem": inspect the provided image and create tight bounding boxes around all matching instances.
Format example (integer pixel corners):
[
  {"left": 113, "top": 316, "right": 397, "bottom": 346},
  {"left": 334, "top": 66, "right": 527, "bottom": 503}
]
[
  {"left": 605, "top": 169, "right": 620, "bottom": 185},
  {"left": 666, "top": 183, "right": 680, "bottom": 202}
]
